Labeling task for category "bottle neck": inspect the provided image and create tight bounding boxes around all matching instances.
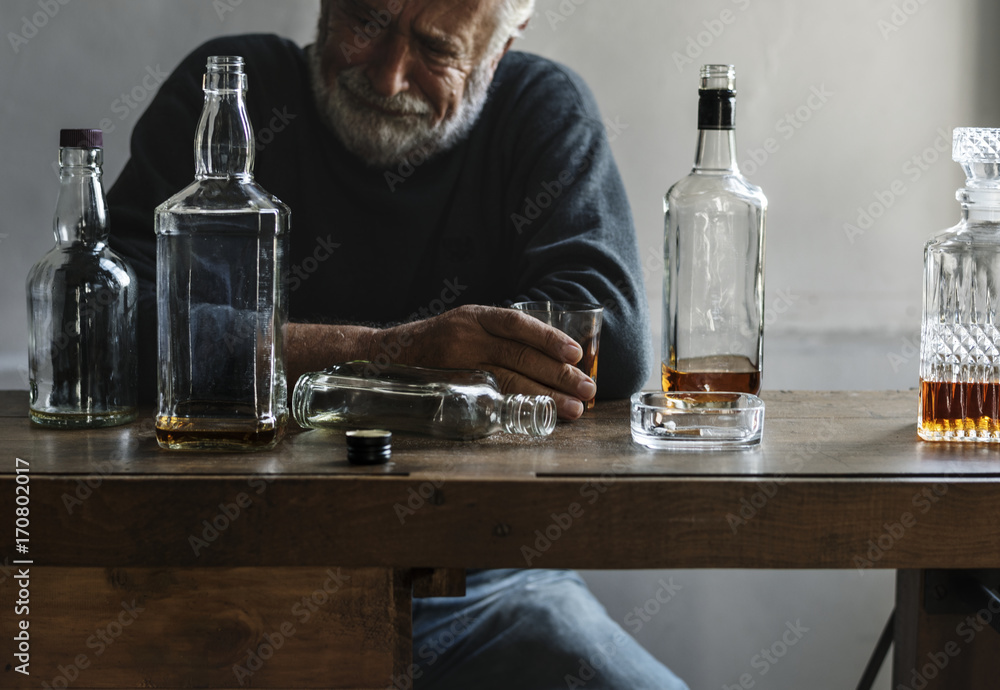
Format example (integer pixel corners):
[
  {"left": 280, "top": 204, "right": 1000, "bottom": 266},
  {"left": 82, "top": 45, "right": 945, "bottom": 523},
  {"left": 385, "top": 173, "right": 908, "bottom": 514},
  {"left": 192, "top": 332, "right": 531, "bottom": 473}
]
[
  {"left": 959, "top": 187, "right": 1000, "bottom": 224},
  {"left": 195, "top": 71, "right": 254, "bottom": 180},
  {"left": 54, "top": 147, "right": 108, "bottom": 247},
  {"left": 499, "top": 394, "right": 556, "bottom": 437},
  {"left": 694, "top": 88, "right": 738, "bottom": 173},
  {"left": 694, "top": 129, "right": 739, "bottom": 173}
]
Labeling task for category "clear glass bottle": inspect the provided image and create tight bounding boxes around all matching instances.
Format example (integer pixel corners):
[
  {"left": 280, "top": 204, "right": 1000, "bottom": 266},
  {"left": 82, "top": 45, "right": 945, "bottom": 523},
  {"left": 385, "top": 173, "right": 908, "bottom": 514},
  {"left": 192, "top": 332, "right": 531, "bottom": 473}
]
[
  {"left": 155, "top": 56, "right": 289, "bottom": 451},
  {"left": 662, "top": 64, "right": 767, "bottom": 395},
  {"left": 26, "top": 129, "right": 137, "bottom": 428},
  {"left": 919, "top": 128, "right": 1000, "bottom": 442},
  {"left": 292, "top": 361, "right": 557, "bottom": 440}
]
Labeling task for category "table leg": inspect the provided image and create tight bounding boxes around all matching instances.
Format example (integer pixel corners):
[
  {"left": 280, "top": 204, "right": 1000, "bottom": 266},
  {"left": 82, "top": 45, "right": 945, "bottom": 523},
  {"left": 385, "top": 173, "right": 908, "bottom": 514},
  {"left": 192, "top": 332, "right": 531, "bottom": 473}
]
[
  {"left": 1, "top": 566, "right": 412, "bottom": 689},
  {"left": 893, "top": 569, "right": 1000, "bottom": 688},
  {"left": 412, "top": 568, "right": 466, "bottom": 599}
]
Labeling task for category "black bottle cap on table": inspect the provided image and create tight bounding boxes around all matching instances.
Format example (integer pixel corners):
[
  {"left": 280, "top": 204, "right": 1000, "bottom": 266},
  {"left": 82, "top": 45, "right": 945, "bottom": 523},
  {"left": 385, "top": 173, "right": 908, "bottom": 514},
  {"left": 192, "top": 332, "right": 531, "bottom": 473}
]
[
  {"left": 60, "top": 129, "right": 103, "bottom": 148},
  {"left": 346, "top": 429, "right": 392, "bottom": 465}
]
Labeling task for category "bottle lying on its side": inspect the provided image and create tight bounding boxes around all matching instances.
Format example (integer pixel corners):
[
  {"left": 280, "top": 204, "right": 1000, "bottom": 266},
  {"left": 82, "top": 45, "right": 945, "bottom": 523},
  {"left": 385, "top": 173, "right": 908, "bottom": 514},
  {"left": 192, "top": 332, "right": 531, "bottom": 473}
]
[{"left": 292, "top": 361, "right": 556, "bottom": 441}]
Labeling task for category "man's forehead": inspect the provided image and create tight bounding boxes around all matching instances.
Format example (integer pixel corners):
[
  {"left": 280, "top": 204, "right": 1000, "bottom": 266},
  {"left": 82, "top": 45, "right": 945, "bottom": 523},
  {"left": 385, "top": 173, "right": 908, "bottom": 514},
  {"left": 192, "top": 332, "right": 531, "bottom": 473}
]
[{"left": 332, "top": 0, "right": 503, "bottom": 52}]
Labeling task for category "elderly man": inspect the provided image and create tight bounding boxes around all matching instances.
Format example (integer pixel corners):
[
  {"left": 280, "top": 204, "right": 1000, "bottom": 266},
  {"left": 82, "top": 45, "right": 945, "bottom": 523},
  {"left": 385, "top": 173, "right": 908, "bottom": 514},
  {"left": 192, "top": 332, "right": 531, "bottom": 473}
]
[{"left": 110, "top": 0, "right": 687, "bottom": 687}]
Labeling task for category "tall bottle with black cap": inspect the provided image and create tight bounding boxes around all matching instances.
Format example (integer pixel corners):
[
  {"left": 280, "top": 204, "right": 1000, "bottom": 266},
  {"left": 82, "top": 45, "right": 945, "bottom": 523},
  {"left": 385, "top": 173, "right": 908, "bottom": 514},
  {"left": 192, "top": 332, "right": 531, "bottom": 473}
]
[
  {"left": 26, "top": 129, "right": 138, "bottom": 427},
  {"left": 662, "top": 64, "right": 767, "bottom": 394}
]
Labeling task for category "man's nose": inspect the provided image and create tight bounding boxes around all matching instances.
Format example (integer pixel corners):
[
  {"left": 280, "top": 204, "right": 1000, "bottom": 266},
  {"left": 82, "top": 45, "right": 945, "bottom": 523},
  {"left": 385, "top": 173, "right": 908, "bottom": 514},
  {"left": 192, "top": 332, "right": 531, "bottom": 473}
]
[{"left": 366, "top": 34, "right": 411, "bottom": 99}]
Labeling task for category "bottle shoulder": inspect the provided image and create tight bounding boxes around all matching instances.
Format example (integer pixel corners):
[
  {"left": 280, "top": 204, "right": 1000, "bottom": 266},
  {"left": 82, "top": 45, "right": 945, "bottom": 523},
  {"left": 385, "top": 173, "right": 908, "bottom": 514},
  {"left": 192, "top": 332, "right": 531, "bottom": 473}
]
[
  {"left": 100, "top": 245, "right": 139, "bottom": 281},
  {"left": 925, "top": 221, "right": 1000, "bottom": 251},
  {"left": 156, "top": 177, "right": 290, "bottom": 216},
  {"left": 27, "top": 244, "right": 137, "bottom": 289},
  {"left": 666, "top": 171, "right": 767, "bottom": 208}
]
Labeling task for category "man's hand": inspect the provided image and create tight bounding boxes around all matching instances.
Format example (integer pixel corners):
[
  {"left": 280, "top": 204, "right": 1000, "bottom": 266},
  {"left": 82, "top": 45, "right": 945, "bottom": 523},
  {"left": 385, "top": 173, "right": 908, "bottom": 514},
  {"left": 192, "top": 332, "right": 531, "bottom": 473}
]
[
  {"left": 286, "top": 305, "right": 596, "bottom": 420},
  {"left": 376, "top": 305, "right": 595, "bottom": 419}
]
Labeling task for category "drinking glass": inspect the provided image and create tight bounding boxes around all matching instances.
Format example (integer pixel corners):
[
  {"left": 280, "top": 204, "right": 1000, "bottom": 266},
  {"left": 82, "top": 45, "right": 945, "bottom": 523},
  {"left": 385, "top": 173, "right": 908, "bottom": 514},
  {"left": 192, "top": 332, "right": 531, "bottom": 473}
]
[{"left": 511, "top": 301, "right": 603, "bottom": 410}]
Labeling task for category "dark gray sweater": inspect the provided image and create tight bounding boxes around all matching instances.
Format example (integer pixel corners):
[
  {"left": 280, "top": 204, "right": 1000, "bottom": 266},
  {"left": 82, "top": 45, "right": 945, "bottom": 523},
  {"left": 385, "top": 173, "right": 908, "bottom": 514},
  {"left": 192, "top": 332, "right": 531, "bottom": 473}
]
[{"left": 109, "top": 34, "right": 652, "bottom": 400}]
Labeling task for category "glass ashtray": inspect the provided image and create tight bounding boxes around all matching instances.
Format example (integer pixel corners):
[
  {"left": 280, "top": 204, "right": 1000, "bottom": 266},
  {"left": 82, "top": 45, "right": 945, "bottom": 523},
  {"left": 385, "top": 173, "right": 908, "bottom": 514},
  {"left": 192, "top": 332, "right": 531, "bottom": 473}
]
[{"left": 630, "top": 391, "right": 765, "bottom": 450}]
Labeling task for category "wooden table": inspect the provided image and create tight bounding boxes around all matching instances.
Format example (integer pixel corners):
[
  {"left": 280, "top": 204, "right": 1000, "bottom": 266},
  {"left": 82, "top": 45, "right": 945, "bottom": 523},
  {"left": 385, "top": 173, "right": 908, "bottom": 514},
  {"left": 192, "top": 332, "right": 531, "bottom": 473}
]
[{"left": 1, "top": 390, "right": 999, "bottom": 688}]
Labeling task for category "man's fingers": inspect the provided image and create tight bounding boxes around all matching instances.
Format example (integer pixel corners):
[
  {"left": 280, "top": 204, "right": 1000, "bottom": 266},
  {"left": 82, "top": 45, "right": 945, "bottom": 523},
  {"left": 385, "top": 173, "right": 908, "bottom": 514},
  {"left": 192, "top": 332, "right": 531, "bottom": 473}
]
[
  {"left": 478, "top": 307, "right": 582, "bottom": 364},
  {"left": 384, "top": 305, "right": 595, "bottom": 418},
  {"left": 487, "top": 336, "right": 594, "bottom": 400},
  {"left": 554, "top": 396, "right": 584, "bottom": 421},
  {"left": 489, "top": 368, "right": 586, "bottom": 420}
]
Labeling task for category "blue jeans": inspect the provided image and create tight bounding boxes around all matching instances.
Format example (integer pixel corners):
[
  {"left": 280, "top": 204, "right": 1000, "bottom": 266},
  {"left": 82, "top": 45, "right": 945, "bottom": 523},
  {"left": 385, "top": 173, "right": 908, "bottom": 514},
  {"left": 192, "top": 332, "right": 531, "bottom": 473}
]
[{"left": 410, "top": 569, "right": 689, "bottom": 690}]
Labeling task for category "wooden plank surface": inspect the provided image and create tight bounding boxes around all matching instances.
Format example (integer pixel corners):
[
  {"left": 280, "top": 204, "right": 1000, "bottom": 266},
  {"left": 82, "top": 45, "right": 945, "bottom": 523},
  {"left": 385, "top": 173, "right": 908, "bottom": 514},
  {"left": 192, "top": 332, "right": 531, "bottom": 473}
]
[
  {"left": 0, "top": 566, "right": 411, "bottom": 689},
  {"left": 2, "top": 474, "right": 998, "bottom": 569},
  {"left": 3, "top": 390, "right": 1000, "bottom": 478},
  {"left": 3, "top": 389, "right": 1000, "bottom": 571}
]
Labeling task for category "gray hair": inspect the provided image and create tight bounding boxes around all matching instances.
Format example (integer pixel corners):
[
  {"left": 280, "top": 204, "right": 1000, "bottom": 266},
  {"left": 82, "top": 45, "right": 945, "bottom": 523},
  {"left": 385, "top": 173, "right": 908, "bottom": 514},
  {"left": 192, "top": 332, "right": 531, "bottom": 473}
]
[
  {"left": 316, "top": 0, "right": 535, "bottom": 62},
  {"left": 487, "top": 0, "right": 535, "bottom": 58}
]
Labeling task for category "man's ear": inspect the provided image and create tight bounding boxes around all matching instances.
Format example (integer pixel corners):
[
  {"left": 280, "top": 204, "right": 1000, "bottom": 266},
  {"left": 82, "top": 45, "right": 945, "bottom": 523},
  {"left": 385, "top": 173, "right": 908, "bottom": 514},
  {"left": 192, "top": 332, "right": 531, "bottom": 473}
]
[{"left": 490, "top": 18, "right": 530, "bottom": 71}]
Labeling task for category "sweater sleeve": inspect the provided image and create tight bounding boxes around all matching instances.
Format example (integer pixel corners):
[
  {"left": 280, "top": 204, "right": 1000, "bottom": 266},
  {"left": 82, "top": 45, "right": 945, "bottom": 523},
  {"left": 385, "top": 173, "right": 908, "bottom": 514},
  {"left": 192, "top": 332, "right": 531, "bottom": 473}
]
[{"left": 503, "top": 59, "right": 653, "bottom": 398}]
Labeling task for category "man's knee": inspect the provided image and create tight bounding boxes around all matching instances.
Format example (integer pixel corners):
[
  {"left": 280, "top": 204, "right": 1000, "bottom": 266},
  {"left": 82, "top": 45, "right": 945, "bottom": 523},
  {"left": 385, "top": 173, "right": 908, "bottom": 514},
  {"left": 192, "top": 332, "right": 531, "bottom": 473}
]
[{"left": 497, "top": 572, "right": 605, "bottom": 645}]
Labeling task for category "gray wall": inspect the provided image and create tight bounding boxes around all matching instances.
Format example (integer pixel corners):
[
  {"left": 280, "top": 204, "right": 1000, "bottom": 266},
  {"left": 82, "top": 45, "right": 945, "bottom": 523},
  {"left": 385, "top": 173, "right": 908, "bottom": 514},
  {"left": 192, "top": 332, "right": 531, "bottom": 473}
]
[{"left": 3, "top": 1, "right": 997, "bottom": 688}]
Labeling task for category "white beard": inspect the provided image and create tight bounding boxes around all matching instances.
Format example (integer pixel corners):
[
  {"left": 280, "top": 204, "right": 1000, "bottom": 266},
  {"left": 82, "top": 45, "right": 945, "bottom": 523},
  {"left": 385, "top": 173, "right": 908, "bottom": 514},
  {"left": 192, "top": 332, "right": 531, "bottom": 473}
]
[{"left": 308, "top": 44, "right": 495, "bottom": 168}]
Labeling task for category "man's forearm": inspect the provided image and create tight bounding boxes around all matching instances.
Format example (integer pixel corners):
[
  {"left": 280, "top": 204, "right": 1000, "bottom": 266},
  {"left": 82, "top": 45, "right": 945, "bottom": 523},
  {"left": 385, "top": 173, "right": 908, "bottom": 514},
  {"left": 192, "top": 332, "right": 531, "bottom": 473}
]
[{"left": 285, "top": 322, "right": 378, "bottom": 388}]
